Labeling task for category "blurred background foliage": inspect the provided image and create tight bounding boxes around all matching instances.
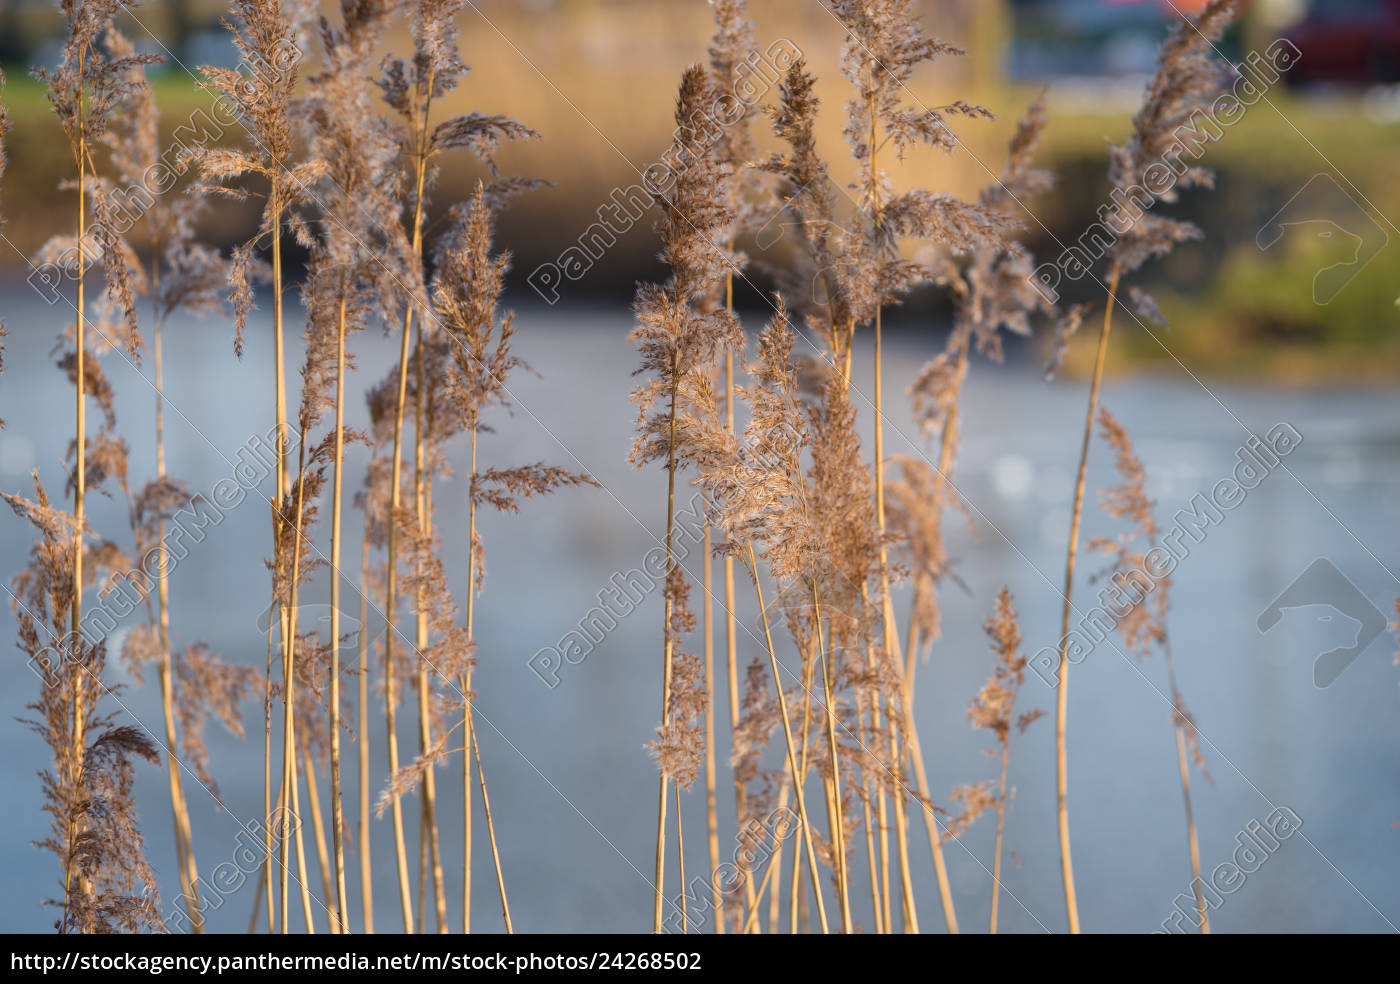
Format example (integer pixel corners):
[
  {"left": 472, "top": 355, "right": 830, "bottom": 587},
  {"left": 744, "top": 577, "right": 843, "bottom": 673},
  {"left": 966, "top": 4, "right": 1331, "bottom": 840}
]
[{"left": 1, "top": 0, "right": 1397, "bottom": 380}]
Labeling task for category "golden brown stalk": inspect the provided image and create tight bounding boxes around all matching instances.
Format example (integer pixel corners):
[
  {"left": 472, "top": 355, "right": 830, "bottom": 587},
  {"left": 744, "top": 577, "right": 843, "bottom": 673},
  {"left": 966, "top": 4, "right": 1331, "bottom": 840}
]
[
  {"left": 887, "top": 727, "right": 919, "bottom": 933},
  {"left": 722, "top": 341, "right": 750, "bottom": 927},
  {"left": 764, "top": 783, "right": 790, "bottom": 934},
  {"left": 865, "top": 60, "right": 954, "bottom": 926},
  {"left": 416, "top": 811, "right": 427, "bottom": 934},
  {"left": 279, "top": 439, "right": 308, "bottom": 933},
  {"left": 470, "top": 717, "right": 512, "bottom": 932},
  {"left": 384, "top": 313, "right": 415, "bottom": 932},
  {"left": 791, "top": 628, "right": 819, "bottom": 935},
  {"left": 270, "top": 193, "right": 296, "bottom": 934},
  {"left": 328, "top": 290, "right": 350, "bottom": 934},
  {"left": 990, "top": 740, "right": 1010, "bottom": 934},
  {"left": 414, "top": 333, "right": 447, "bottom": 934},
  {"left": 358, "top": 520, "right": 373, "bottom": 933},
  {"left": 150, "top": 244, "right": 202, "bottom": 933},
  {"left": 302, "top": 751, "right": 339, "bottom": 932},
  {"left": 736, "top": 780, "right": 790, "bottom": 934},
  {"left": 652, "top": 361, "right": 680, "bottom": 934},
  {"left": 676, "top": 782, "right": 688, "bottom": 934},
  {"left": 264, "top": 598, "right": 276, "bottom": 932},
  {"left": 1169, "top": 668, "right": 1209, "bottom": 934},
  {"left": 65, "top": 48, "right": 88, "bottom": 928},
  {"left": 463, "top": 434, "right": 478, "bottom": 933},
  {"left": 900, "top": 696, "right": 952, "bottom": 931},
  {"left": 862, "top": 641, "right": 892, "bottom": 932},
  {"left": 863, "top": 603, "right": 919, "bottom": 935},
  {"left": 810, "top": 590, "right": 851, "bottom": 932},
  {"left": 854, "top": 690, "right": 883, "bottom": 933},
  {"left": 248, "top": 860, "right": 267, "bottom": 933},
  {"left": 288, "top": 755, "right": 315, "bottom": 933},
  {"left": 382, "top": 74, "right": 433, "bottom": 932},
  {"left": 702, "top": 524, "right": 722, "bottom": 932},
  {"left": 747, "top": 547, "right": 828, "bottom": 933},
  {"left": 277, "top": 561, "right": 294, "bottom": 929},
  {"left": 1056, "top": 266, "right": 1120, "bottom": 934}
]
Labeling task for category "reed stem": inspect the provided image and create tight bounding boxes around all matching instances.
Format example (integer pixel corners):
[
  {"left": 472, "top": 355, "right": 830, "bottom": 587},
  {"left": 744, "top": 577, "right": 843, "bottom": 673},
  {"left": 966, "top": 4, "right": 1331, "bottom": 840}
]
[
  {"left": 810, "top": 588, "right": 851, "bottom": 932},
  {"left": 328, "top": 289, "right": 350, "bottom": 933},
  {"left": 1056, "top": 265, "right": 1120, "bottom": 934},
  {"left": 1165, "top": 642, "right": 1209, "bottom": 933},
  {"left": 469, "top": 714, "right": 512, "bottom": 932},
  {"left": 463, "top": 432, "right": 478, "bottom": 933},
  {"left": 990, "top": 744, "right": 1010, "bottom": 933},
  {"left": 358, "top": 516, "right": 373, "bottom": 933},
  {"left": 64, "top": 48, "right": 88, "bottom": 931},
  {"left": 150, "top": 255, "right": 203, "bottom": 933},
  {"left": 414, "top": 333, "right": 447, "bottom": 934},
  {"left": 702, "top": 524, "right": 721, "bottom": 932},
  {"left": 651, "top": 354, "right": 679, "bottom": 934},
  {"left": 746, "top": 546, "right": 828, "bottom": 934}
]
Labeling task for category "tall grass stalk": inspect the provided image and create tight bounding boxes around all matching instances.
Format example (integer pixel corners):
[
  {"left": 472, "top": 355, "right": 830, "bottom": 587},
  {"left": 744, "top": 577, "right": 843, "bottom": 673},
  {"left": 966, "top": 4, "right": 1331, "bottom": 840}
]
[
  {"left": 1053, "top": 1, "right": 1238, "bottom": 928},
  {"left": 413, "top": 334, "right": 447, "bottom": 933},
  {"left": 651, "top": 368, "right": 679, "bottom": 934},
  {"left": 748, "top": 548, "right": 828, "bottom": 934},
  {"left": 1054, "top": 270, "right": 1117, "bottom": 935},
  {"left": 328, "top": 288, "right": 350, "bottom": 933},
  {"left": 357, "top": 519, "right": 373, "bottom": 932},
  {"left": 34, "top": 5, "right": 162, "bottom": 925},
  {"left": 1093, "top": 408, "right": 1213, "bottom": 933},
  {"left": 470, "top": 717, "right": 512, "bottom": 932}
]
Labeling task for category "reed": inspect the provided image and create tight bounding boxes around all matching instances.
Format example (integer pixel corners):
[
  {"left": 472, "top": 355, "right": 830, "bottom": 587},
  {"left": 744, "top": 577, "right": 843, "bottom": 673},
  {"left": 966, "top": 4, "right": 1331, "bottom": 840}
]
[
  {"left": 432, "top": 180, "right": 594, "bottom": 931},
  {"left": 1092, "top": 408, "right": 1213, "bottom": 932},
  {"left": 101, "top": 30, "right": 255, "bottom": 937},
  {"left": 1048, "top": 0, "right": 1237, "bottom": 932},
  {"left": 703, "top": 0, "right": 764, "bottom": 932},
  {"left": 630, "top": 64, "right": 742, "bottom": 932},
  {"left": 375, "top": 0, "right": 542, "bottom": 930},
  {"left": 187, "top": 0, "right": 313, "bottom": 931},
  {"left": 298, "top": 0, "right": 402, "bottom": 934},
  {"left": 22, "top": 0, "right": 164, "bottom": 934},
  {"left": 967, "top": 589, "right": 1041, "bottom": 933}
]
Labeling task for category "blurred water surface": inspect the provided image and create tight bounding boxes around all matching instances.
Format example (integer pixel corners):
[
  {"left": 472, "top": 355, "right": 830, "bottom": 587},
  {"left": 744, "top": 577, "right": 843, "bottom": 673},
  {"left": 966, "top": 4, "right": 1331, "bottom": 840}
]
[{"left": 1, "top": 287, "right": 1398, "bottom": 933}]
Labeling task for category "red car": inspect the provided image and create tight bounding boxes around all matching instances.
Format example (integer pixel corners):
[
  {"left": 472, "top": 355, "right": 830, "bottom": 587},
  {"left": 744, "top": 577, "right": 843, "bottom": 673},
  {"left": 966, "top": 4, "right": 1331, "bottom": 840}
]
[{"left": 1285, "top": 0, "right": 1400, "bottom": 84}]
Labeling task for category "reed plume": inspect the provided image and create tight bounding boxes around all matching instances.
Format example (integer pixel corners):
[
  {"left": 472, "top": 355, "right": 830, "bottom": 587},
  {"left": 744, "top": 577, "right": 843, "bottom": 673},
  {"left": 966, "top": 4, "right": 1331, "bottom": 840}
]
[
  {"left": 8, "top": 479, "right": 163, "bottom": 933},
  {"left": 759, "top": 10, "right": 1009, "bottom": 920},
  {"left": 1050, "top": 0, "right": 1236, "bottom": 932},
  {"left": 7, "top": 307, "right": 163, "bottom": 931},
  {"left": 832, "top": 2, "right": 1009, "bottom": 932},
  {"left": 186, "top": 0, "right": 316, "bottom": 933},
  {"left": 1091, "top": 407, "right": 1212, "bottom": 932},
  {"left": 99, "top": 28, "right": 249, "bottom": 934},
  {"left": 25, "top": 1, "right": 164, "bottom": 933},
  {"left": 704, "top": 0, "right": 764, "bottom": 933},
  {"left": 375, "top": 0, "right": 539, "bottom": 930},
  {"left": 631, "top": 64, "right": 742, "bottom": 932},
  {"left": 965, "top": 589, "right": 1041, "bottom": 933},
  {"left": 884, "top": 93, "right": 1055, "bottom": 933},
  {"left": 905, "top": 93, "right": 1053, "bottom": 612},
  {"left": 297, "top": 0, "right": 402, "bottom": 933},
  {"left": 696, "top": 300, "right": 830, "bottom": 934}
]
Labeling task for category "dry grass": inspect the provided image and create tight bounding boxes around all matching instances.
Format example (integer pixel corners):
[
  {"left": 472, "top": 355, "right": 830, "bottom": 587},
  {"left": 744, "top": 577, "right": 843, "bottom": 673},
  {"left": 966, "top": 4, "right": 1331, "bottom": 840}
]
[{"left": 0, "top": 0, "right": 1275, "bottom": 937}]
